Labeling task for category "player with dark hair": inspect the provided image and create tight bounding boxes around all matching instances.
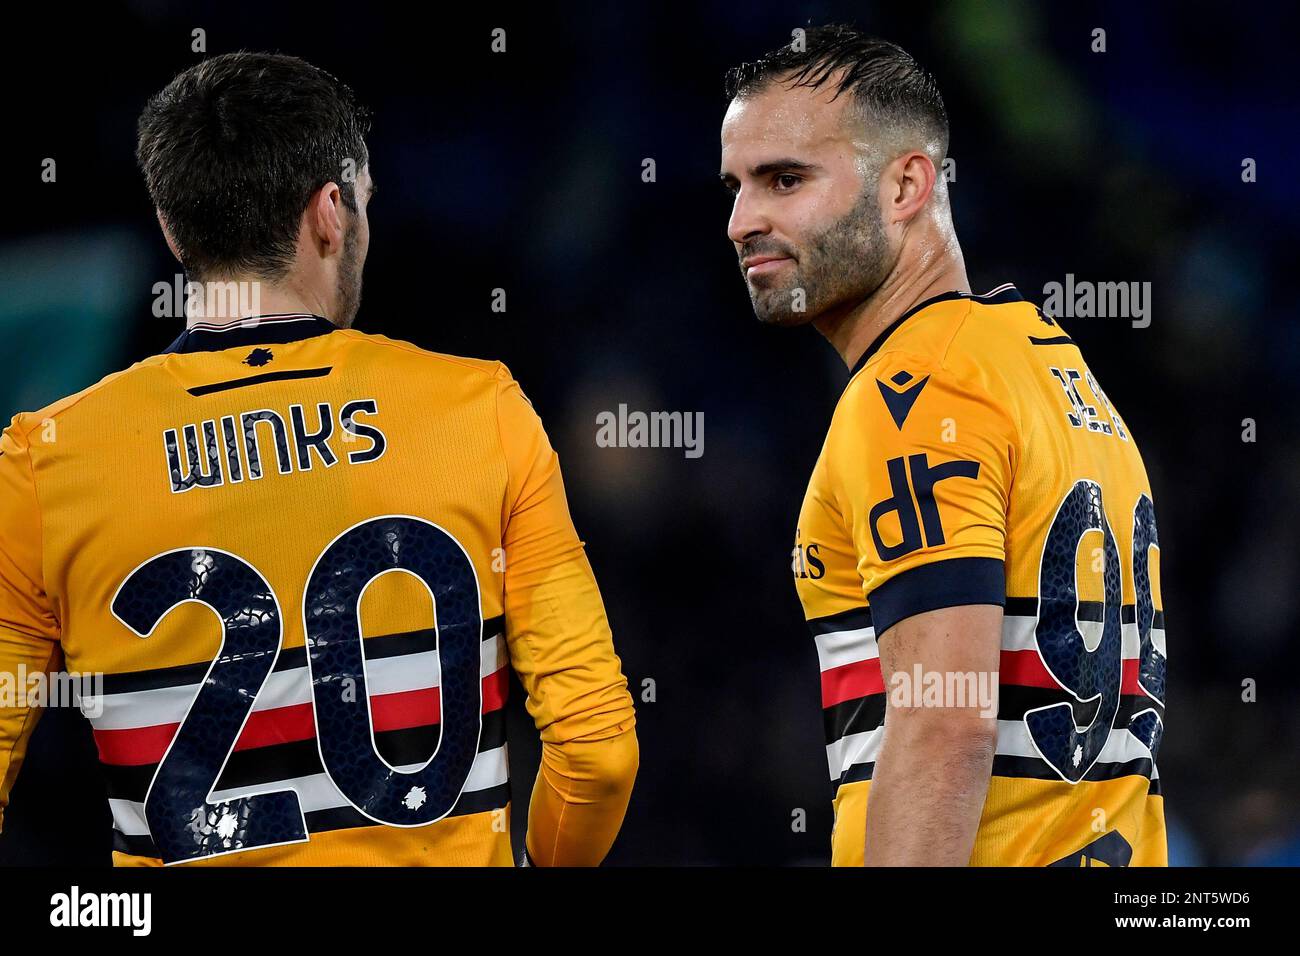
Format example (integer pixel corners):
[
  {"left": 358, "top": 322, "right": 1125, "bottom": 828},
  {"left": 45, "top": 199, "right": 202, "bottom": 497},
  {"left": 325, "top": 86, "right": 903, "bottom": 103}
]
[
  {"left": 721, "top": 26, "right": 1167, "bottom": 866},
  {"left": 0, "top": 52, "right": 638, "bottom": 866}
]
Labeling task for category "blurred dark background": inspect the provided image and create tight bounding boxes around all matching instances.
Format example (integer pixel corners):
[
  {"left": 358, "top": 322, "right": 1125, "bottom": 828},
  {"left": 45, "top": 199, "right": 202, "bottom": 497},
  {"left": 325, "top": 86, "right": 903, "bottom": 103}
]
[{"left": 2, "top": 0, "right": 1297, "bottom": 866}]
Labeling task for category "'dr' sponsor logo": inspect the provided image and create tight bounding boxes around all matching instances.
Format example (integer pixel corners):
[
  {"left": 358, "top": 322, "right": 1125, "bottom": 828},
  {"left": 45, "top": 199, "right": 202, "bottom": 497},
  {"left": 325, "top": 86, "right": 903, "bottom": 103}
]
[{"left": 869, "top": 453, "right": 980, "bottom": 560}]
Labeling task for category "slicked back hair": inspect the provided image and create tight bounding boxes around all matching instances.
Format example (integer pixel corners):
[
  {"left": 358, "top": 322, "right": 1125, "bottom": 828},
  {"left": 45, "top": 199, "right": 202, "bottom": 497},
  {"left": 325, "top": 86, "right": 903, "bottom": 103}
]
[
  {"left": 137, "top": 52, "right": 371, "bottom": 281},
  {"left": 725, "top": 25, "right": 948, "bottom": 160}
]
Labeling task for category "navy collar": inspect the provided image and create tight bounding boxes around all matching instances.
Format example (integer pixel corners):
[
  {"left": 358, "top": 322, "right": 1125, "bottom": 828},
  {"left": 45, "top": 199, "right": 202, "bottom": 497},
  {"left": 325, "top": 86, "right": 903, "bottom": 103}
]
[
  {"left": 164, "top": 313, "right": 338, "bottom": 354},
  {"left": 848, "top": 284, "right": 1022, "bottom": 379}
]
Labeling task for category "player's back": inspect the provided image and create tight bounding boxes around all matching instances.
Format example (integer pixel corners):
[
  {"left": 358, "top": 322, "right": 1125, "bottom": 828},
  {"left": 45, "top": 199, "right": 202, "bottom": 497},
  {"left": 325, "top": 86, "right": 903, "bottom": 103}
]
[
  {"left": 796, "top": 286, "right": 1167, "bottom": 866},
  {"left": 0, "top": 313, "right": 632, "bottom": 866}
]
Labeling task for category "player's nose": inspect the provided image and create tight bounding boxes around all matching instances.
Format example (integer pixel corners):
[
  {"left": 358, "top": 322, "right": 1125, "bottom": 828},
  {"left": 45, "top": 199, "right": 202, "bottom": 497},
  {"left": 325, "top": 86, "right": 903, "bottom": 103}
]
[{"left": 727, "top": 189, "right": 771, "bottom": 246}]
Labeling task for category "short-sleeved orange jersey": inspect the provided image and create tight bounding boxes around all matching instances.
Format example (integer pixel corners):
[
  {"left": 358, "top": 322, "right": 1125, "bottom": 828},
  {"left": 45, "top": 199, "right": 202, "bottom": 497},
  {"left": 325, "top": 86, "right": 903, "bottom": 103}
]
[
  {"left": 793, "top": 285, "right": 1167, "bottom": 866},
  {"left": 0, "top": 313, "right": 636, "bottom": 866}
]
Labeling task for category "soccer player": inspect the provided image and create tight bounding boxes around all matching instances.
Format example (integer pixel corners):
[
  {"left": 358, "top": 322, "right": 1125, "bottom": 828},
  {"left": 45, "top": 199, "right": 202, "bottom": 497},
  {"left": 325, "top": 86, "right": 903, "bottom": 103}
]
[
  {"left": 0, "top": 53, "right": 637, "bottom": 866},
  {"left": 720, "top": 27, "right": 1167, "bottom": 865}
]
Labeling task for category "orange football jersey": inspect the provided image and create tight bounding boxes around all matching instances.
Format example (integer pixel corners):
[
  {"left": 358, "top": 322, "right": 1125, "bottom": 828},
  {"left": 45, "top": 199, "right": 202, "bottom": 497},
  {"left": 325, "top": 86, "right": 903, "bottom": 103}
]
[
  {"left": 0, "top": 313, "right": 637, "bottom": 866},
  {"left": 793, "top": 285, "right": 1167, "bottom": 866}
]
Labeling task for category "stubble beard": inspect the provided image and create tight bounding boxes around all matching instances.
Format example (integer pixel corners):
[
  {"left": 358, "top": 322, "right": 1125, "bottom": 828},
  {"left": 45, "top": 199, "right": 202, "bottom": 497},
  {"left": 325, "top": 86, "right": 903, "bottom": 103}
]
[
  {"left": 746, "top": 188, "right": 893, "bottom": 328},
  {"left": 335, "top": 223, "right": 364, "bottom": 329}
]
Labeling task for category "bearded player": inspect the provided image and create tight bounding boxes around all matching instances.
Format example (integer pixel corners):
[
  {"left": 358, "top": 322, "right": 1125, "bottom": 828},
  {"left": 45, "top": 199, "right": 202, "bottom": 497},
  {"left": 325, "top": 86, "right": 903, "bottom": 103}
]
[
  {"left": 0, "top": 53, "right": 637, "bottom": 866},
  {"left": 720, "top": 26, "right": 1167, "bottom": 866}
]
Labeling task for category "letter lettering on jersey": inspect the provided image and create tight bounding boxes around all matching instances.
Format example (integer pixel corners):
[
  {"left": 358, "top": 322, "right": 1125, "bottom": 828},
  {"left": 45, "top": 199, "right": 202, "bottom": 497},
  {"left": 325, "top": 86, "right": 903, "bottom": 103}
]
[
  {"left": 164, "top": 421, "right": 223, "bottom": 493},
  {"left": 908, "top": 453, "right": 980, "bottom": 547},
  {"left": 290, "top": 402, "right": 338, "bottom": 470},
  {"left": 242, "top": 409, "right": 294, "bottom": 478},
  {"left": 163, "top": 400, "right": 387, "bottom": 489},
  {"left": 869, "top": 456, "right": 924, "bottom": 560},
  {"left": 340, "top": 399, "right": 386, "bottom": 464}
]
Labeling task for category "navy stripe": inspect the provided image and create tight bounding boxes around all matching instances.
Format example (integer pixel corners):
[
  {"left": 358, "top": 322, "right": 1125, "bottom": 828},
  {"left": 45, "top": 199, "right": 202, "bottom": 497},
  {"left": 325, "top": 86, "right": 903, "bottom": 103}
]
[
  {"left": 807, "top": 605, "right": 873, "bottom": 636},
  {"left": 110, "top": 782, "right": 512, "bottom": 859},
  {"left": 164, "top": 314, "right": 337, "bottom": 354},
  {"left": 835, "top": 752, "right": 1158, "bottom": 793},
  {"left": 822, "top": 684, "right": 1163, "bottom": 746},
  {"left": 867, "top": 557, "right": 1005, "bottom": 637},
  {"left": 849, "top": 285, "right": 1024, "bottom": 378},
  {"left": 187, "top": 366, "right": 332, "bottom": 396},
  {"left": 1004, "top": 598, "right": 1163, "bottom": 630},
  {"left": 1028, "top": 334, "right": 1076, "bottom": 346}
]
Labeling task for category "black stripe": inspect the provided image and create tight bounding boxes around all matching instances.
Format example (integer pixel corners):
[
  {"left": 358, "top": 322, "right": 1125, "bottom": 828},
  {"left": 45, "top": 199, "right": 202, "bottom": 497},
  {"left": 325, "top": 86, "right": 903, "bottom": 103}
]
[
  {"left": 822, "top": 694, "right": 886, "bottom": 743},
  {"left": 822, "top": 686, "right": 1163, "bottom": 746},
  {"left": 867, "top": 557, "right": 1005, "bottom": 637},
  {"left": 110, "top": 782, "right": 512, "bottom": 860},
  {"left": 1003, "top": 599, "right": 1163, "bottom": 630},
  {"left": 99, "top": 618, "right": 507, "bottom": 695},
  {"left": 104, "top": 708, "right": 508, "bottom": 803},
  {"left": 807, "top": 605, "right": 872, "bottom": 636},
  {"left": 835, "top": 752, "right": 1157, "bottom": 793},
  {"left": 187, "top": 366, "right": 333, "bottom": 396},
  {"left": 1028, "top": 335, "right": 1076, "bottom": 346},
  {"left": 848, "top": 286, "right": 1024, "bottom": 378},
  {"left": 164, "top": 315, "right": 337, "bottom": 355}
]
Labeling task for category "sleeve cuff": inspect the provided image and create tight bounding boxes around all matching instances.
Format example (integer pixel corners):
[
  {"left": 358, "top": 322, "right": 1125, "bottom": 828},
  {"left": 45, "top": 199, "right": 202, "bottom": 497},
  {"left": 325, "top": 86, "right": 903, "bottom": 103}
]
[{"left": 867, "top": 556, "right": 1005, "bottom": 637}]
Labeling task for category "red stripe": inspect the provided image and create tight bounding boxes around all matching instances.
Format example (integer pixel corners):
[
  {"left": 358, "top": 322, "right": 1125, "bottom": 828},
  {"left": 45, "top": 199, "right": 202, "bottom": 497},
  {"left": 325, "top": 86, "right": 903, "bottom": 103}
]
[
  {"left": 997, "top": 649, "right": 1059, "bottom": 689},
  {"left": 820, "top": 651, "right": 1150, "bottom": 710},
  {"left": 94, "top": 666, "right": 510, "bottom": 767},
  {"left": 821, "top": 658, "right": 883, "bottom": 709}
]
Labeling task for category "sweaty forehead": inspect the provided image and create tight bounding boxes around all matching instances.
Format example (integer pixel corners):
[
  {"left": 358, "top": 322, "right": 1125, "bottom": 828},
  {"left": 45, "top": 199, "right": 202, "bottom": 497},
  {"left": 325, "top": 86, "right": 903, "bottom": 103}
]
[{"left": 720, "top": 81, "right": 856, "bottom": 159}]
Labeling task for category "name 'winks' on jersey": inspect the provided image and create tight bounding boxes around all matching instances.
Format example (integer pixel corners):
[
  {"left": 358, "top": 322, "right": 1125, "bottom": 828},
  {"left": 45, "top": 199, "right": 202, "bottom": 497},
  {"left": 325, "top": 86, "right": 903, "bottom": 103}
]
[
  {"left": 794, "top": 285, "right": 1168, "bottom": 867},
  {"left": 0, "top": 313, "right": 637, "bottom": 866}
]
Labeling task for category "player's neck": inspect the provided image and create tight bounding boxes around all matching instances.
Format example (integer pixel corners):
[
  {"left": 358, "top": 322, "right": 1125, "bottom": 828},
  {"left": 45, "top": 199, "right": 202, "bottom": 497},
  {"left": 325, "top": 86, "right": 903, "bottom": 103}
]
[
  {"left": 183, "top": 280, "right": 333, "bottom": 330},
  {"left": 814, "top": 250, "right": 969, "bottom": 372}
]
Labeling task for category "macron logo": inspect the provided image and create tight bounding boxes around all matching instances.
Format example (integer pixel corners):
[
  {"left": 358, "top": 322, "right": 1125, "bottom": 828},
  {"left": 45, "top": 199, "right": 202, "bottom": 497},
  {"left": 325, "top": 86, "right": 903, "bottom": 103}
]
[
  {"left": 49, "top": 886, "right": 151, "bottom": 937},
  {"left": 876, "top": 371, "right": 930, "bottom": 430}
]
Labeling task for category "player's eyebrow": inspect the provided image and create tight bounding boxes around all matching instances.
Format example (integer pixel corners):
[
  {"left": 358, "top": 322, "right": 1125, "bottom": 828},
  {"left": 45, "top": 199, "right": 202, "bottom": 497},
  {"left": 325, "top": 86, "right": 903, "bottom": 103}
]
[
  {"left": 718, "top": 158, "right": 821, "bottom": 187},
  {"left": 750, "top": 158, "right": 819, "bottom": 177}
]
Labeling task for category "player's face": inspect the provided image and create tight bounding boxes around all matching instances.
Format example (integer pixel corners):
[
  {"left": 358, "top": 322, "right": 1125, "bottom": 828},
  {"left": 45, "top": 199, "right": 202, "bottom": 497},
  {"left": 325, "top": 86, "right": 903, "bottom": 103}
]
[
  {"left": 720, "top": 80, "right": 893, "bottom": 327},
  {"left": 335, "top": 163, "right": 373, "bottom": 328}
]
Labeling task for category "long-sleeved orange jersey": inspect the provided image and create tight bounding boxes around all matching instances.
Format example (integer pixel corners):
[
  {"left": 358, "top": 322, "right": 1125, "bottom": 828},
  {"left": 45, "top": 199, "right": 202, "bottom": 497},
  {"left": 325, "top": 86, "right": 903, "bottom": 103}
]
[{"left": 0, "top": 313, "right": 637, "bottom": 866}]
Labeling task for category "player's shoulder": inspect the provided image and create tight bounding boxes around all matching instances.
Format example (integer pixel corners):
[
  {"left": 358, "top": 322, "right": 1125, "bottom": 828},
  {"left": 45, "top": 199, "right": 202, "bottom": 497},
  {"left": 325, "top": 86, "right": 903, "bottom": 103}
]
[
  {"left": 831, "top": 284, "right": 1039, "bottom": 440},
  {"left": 333, "top": 328, "right": 515, "bottom": 386},
  {"left": 2, "top": 354, "right": 173, "bottom": 446}
]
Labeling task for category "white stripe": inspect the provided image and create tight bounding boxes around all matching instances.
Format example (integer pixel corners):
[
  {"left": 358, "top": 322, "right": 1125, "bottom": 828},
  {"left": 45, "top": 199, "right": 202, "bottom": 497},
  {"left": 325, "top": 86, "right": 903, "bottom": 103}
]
[
  {"left": 828, "top": 720, "right": 1157, "bottom": 782},
  {"left": 108, "top": 744, "right": 510, "bottom": 837},
  {"left": 188, "top": 314, "right": 319, "bottom": 332},
  {"left": 826, "top": 727, "right": 884, "bottom": 781},
  {"left": 1002, "top": 614, "right": 1152, "bottom": 661},
  {"left": 814, "top": 626, "right": 877, "bottom": 673},
  {"left": 87, "top": 636, "right": 509, "bottom": 731}
]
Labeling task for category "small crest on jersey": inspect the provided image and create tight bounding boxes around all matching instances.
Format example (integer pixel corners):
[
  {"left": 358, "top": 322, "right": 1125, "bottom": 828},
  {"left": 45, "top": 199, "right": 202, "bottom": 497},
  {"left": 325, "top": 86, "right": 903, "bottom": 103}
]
[
  {"left": 243, "top": 347, "right": 274, "bottom": 367},
  {"left": 876, "top": 373, "right": 930, "bottom": 430}
]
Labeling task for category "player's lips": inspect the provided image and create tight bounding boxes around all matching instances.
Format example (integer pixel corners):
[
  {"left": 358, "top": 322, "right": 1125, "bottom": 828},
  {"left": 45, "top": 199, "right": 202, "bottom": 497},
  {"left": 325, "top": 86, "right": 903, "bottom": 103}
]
[{"left": 742, "top": 255, "right": 794, "bottom": 277}]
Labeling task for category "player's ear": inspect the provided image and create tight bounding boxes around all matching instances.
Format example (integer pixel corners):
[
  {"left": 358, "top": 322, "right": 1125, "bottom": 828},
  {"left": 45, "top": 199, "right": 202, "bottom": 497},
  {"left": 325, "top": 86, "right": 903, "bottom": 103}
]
[
  {"left": 155, "top": 209, "right": 183, "bottom": 264},
  {"left": 885, "top": 150, "right": 938, "bottom": 224},
  {"left": 307, "top": 181, "right": 346, "bottom": 255}
]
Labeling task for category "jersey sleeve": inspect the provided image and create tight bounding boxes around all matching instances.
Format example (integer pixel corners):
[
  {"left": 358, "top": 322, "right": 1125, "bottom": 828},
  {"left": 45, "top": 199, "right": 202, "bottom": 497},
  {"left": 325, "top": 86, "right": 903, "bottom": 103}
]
[
  {"left": 0, "top": 418, "right": 62, "bottom": 831},
  {"left": 828, "top": 354, "right": 1016, "bottom": 637},
  {"left": 494, "top": 367, "right": 637, "bottom": 865}
]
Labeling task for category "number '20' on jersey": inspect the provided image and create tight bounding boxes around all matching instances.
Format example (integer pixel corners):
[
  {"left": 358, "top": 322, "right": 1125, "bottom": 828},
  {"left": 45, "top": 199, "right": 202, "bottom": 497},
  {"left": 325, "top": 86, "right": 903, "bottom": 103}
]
[{"left": 0, "top": 314, "right": 637, "bottom": 866}]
